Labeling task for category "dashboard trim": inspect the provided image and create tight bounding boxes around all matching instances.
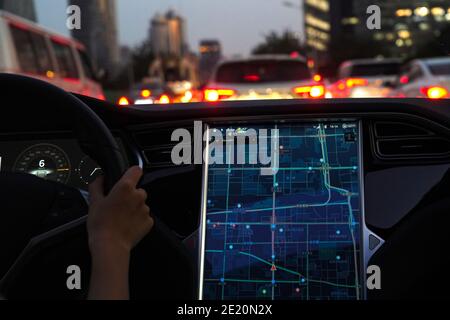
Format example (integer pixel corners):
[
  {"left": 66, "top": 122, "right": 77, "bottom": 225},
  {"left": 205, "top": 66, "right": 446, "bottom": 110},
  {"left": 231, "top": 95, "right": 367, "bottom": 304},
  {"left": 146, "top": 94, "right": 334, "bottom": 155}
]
[{"left": 198, "top": 124, "right": 210, "bottom": 300}]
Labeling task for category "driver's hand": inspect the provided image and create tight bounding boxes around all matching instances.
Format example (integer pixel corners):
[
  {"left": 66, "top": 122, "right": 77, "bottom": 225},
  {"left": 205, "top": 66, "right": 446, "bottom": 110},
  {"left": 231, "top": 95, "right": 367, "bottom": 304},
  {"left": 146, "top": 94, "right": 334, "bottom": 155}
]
[{"left": 87, "top": 166, "right": 154, "bottom": 254}]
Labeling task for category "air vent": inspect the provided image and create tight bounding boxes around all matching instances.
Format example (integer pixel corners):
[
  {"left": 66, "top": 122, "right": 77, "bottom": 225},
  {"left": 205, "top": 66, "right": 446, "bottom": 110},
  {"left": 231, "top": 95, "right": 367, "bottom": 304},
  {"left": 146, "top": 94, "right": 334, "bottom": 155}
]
[
  {"left": 372, "top": 121, "right": 450, "bottom": 160},
  {"left": 374, "top": 122, "right": 432, "bottom": 138},
  {"left": 134, "top": 126, "right": 194, "bottom": 169},
  {"left": 377, "top": 137, "right": 450, "bottom": 158}
]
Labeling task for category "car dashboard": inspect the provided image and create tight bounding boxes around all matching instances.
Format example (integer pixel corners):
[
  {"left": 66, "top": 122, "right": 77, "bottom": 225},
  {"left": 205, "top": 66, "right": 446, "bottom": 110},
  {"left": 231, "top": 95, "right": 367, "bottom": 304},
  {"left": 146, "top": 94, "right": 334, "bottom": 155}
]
[
  {"left": 115, "top": 98, "right": 449, "bottom": 300},
  {"left": 1, "top": 97, "right": 450, "bottom": 300}
]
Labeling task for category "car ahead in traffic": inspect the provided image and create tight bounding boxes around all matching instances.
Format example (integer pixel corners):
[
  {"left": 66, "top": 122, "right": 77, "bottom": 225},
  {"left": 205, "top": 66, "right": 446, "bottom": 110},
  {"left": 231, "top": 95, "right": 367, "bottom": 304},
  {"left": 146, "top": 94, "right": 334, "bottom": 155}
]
[
  {"left": 389, "top": 57, "right": 450, "bottom": 99},
  {"left": 128, "top": 81, "right": 171, "bottom": 105},
  {"left": 327, "top": 58, "right": 402, "bottom": 98},
  {"left": 0, "top": 10, "right": 104, "bottom": 100},
  {"left": 118, "top": 80, "right": 198, "bottom": 106},
  {"left": 204, "top": 55, "right": 325, "bottom": 102}
]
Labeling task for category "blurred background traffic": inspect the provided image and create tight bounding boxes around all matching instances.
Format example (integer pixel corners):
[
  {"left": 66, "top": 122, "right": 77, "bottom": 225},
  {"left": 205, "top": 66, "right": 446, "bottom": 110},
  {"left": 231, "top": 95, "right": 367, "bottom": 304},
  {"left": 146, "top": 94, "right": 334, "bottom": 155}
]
[{"left": 0, "top": 0, "right": 449, "bottom": 105}]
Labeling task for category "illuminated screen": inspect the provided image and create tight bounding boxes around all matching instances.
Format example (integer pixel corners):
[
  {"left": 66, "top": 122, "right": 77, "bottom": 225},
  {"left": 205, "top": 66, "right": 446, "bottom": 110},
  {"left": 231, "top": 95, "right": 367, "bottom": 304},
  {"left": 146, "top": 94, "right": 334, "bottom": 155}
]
[{"left": 200, "top": 121, "right": 364, "bottom": 300}]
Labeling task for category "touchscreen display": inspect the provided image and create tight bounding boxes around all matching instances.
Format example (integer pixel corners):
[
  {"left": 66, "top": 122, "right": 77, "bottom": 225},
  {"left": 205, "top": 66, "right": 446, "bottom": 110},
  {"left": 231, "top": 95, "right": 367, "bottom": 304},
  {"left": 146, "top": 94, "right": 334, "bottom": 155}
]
[{"left": 200, "top": 121, "right": 363, "bottom": 300}]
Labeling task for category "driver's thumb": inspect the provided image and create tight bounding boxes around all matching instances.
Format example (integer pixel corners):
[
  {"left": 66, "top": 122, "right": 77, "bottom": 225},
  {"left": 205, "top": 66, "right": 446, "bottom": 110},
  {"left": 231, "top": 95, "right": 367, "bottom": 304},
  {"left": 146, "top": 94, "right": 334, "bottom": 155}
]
[{"left": 89, "top": 176, "right": 105, "bottom": 203}]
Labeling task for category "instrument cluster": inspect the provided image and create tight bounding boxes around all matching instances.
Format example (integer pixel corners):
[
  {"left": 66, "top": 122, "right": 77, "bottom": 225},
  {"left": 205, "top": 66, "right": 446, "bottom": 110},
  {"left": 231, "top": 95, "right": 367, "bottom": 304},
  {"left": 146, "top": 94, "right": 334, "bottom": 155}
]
[{"left": 0, "top": 138, "right": 112, "bottom": 190}]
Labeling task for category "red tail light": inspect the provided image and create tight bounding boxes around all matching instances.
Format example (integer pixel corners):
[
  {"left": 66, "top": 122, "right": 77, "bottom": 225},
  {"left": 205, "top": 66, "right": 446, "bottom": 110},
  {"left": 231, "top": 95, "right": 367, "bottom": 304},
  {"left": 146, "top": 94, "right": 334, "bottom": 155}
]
[
  {"left": 204, "top": 88, "right": 235, "bottom": 102},
  {"left": 293, "top": 84, "right": 325, "bottom": 99},
  {"left": 243, "top": 74, "right": 260, "bottom": 82},
  {"left": 117, "top": 96, "right": 130, "bottom": 106},
  {"left": 421, "top": 86, "right": 448, "bottom": 99},
  {"left": 399, "top": 75, "right": 409, "bottom": 84}
]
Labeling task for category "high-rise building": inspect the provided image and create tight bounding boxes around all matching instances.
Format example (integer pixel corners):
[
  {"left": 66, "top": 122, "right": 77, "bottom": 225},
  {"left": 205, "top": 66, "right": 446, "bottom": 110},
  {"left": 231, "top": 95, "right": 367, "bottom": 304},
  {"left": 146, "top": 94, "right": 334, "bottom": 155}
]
[
  {"left": 69, "top": 0, "right": 120, "bottom": 79},
  {"left": 303, "top": 0, "right": 450, "bottom": 66},
  {"left": 199, "top": 40, "right": 222, "bottom": 85},
  {"left": 150, "top": 10, "right": 187, "bottom": 57},
  {"left": 0, "top": 0, "right": 37, "bottom": 22},
  {"left": 303, "top": 0, "right": 356, "bottom": 67},
  {"left": 358, "top": 0, "right": 450, "bottom": 57}
]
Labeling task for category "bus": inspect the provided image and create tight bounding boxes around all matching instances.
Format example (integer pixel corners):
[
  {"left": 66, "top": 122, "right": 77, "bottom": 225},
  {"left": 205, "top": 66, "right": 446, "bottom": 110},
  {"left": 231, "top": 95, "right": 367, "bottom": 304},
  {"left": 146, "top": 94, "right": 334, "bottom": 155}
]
[{"left": 0, "top": 10, "right": 104, "bottom": 100}]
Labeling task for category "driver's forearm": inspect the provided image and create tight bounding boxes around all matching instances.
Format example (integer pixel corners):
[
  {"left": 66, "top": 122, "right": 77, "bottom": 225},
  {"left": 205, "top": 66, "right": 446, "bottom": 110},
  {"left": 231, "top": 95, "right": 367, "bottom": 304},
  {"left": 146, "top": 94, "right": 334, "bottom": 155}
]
[{"left": 88, "top": 246, "right": 130, "bottom": 300}]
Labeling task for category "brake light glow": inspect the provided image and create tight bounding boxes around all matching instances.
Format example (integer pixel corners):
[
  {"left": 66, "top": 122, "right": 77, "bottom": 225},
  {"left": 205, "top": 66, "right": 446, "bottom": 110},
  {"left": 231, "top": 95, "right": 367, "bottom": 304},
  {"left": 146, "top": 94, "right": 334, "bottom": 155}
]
[
  {"left": 422, "top": 86, "right": 448, "bottom": 99},
  {"left": 399, "top": 75, "right": 409, "bottom": 84},
  {"left": 346, "top": 78, "right": 368, "bottom": 88},
  {"left": 118, "top": 96, "right": 130, "bottom": 106},
  {"left": 310, "top": 85, "right": 325, "bottom": 98},
  {"left": 244, "top": 74, "right": 260, "bottom": 82},
  {"left": 204, "top": 89, "right": 235, "bottom": 102},
  {"left": 141, "top": 89, "right": 151, "bottom": 98},
  {"left": 293, "top": 85, "right": 325, "bottom": 99},
  {"left": 158, "top": 94, "right": 171, "bottom": 104},
  {"left": 181, "top": 90, "right": 193, "bottom": 103}
]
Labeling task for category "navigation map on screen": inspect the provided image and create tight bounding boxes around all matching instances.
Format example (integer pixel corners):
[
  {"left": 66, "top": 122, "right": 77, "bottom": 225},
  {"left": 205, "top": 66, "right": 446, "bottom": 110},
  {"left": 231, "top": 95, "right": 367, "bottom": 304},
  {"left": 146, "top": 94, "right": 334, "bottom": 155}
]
[{"left": 201, "top": 121, "right": 363, "bottom": 300}]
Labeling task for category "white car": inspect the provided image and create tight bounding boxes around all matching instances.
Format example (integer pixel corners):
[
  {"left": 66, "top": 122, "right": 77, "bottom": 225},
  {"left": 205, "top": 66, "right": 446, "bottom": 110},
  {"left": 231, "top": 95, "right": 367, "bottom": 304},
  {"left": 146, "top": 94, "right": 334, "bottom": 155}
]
[
  {"left": 390, "top": 57, "right": 450, "bottom": 99},
  {"left": 204, "top": 55, "right": 324, "bottom": 101},
  {"left": 327, "top": 58, "right": 402, "bottom": 98}
]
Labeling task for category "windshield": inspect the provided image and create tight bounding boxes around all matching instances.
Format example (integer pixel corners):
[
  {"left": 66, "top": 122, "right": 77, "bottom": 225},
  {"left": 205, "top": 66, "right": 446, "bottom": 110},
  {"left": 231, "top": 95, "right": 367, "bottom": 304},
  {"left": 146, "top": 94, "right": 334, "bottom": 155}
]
[
  {"left": 1, "top": 0, "right": 449, "bottom": 102},
  {"left": 427, "top": 62, "right": 450, "bottom": 76}
]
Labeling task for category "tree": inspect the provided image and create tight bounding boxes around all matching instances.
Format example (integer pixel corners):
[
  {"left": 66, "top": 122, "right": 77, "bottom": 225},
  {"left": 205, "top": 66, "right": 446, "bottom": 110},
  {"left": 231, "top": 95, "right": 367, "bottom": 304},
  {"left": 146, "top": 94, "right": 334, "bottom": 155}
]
[
  {"left": 131, "top": 40, "right": 154, "bottom": 82},
  {"left": 107, "top": 40, "right": 154, "bottom": 90},
  {"left": 252, "top": 30, "right": 305, "bottom": 55}
]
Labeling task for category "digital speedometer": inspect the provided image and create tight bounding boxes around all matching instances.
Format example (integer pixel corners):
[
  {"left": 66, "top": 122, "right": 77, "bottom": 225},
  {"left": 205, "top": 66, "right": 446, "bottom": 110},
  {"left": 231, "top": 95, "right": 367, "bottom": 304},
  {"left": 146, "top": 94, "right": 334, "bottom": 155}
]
[{"left": 14, "top": 143, "right": 71, "bottom": 184}]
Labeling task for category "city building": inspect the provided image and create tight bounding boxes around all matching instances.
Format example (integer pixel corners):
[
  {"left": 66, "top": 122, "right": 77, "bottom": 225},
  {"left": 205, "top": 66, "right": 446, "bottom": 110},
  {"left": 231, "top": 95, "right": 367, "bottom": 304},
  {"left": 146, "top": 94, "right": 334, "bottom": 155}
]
[
  {"left": 150, "top": 10, "right": 187, "bottom": 57},
  {"left": 303, "top": 0, "right": 354, "bottom": 67},
  {"left": 0, "top": 0, "right": 36, "bottom": 22},
  {"left": 198, "top": 40, "right": 222, "bottom": 85},
  {"left": 362, "top": 0, "right": 450, "bottom": 57},
  {"left": 303, "top": 0, "right": 450, "bottom": 67},
  {"left": 69, "top": 0, "right": 120, "bottom": 79}
]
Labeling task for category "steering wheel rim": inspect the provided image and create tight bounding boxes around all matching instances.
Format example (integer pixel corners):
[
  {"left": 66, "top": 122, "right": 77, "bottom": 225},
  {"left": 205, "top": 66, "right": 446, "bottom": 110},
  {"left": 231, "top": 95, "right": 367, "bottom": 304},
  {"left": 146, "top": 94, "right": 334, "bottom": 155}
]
[{"left": 0, "top": 73, "right": 127, "bottom": 192}]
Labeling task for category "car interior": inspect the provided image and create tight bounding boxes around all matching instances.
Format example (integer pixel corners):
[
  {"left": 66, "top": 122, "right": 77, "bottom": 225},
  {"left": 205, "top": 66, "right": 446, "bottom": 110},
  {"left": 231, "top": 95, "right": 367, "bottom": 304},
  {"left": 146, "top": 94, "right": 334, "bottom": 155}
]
[{"left": 0, "top": 74, "right": 449, "bottom": 300}]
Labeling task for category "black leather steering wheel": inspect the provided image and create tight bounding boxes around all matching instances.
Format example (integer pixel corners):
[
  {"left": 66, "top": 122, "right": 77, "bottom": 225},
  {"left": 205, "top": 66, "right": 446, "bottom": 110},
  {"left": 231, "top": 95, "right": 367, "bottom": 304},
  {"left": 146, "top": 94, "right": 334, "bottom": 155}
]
[
  {"left": 0, "top": 74, "right": 127, "bottom": 297},
  {"left": 0, "top": 74, "right": 195, "bottom": 300},
  {"left": 0, "top": 74, "right": 127, "bottom": 191}
]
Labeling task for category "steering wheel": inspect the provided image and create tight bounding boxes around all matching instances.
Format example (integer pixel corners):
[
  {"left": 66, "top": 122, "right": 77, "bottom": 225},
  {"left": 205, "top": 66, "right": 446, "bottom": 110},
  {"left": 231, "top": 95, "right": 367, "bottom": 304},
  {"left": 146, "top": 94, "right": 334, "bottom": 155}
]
[
  {"left": 0, "top": 74, "right": 195, "bottom": 300},
  {"left": 0, "top": 74, "right": 128, "bottom": 297},
  {"left": 0, "top": 74, "right": 127, "bottom": 189}
]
